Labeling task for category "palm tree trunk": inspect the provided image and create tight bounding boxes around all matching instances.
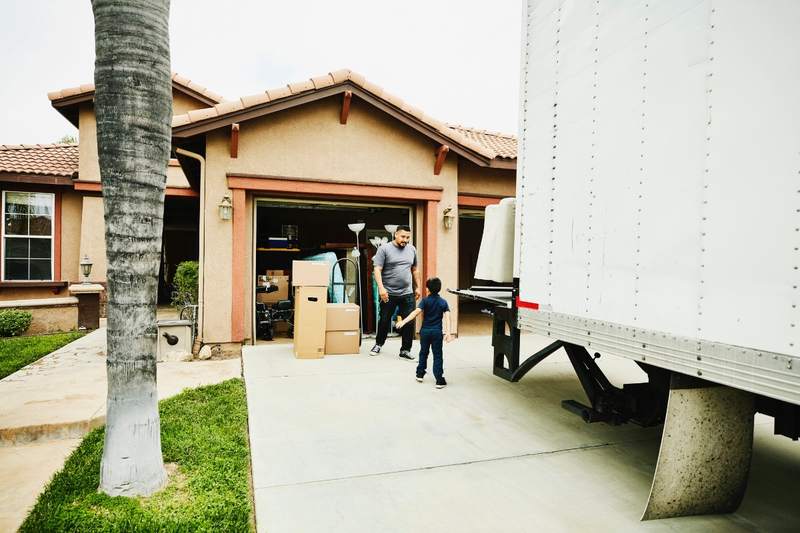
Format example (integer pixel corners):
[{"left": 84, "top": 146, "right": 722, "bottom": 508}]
[{"left": 92, "top": 0, "right": 171, "bottom": 496}]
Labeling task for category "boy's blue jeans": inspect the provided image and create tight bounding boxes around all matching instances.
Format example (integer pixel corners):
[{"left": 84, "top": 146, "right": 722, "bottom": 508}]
[{"left": 417, "top": 327, "right": 444, "bottom": 382}]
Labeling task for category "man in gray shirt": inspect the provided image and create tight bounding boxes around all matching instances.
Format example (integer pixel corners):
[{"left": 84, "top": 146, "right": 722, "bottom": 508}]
[{"left": 371, "top": 225, "right": 421, "bottom": 359}]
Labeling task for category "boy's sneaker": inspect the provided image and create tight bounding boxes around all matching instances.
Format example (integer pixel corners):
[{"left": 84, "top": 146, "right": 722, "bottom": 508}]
[
  {"left": 370, "top": 345, "right": 382, "bottom": 356},
  {"left": 415, "top": 374, "right": 424, "bottom": 383},
  {"left": 435, "top": 379, "right": 447, "bottom": 389},
  {"left": 399, "top": 349, "right": 415, "bottom": 360}
]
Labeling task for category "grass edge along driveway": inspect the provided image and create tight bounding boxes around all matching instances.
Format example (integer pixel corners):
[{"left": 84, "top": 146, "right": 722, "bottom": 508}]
[
  {"left": 20, "top": 378, "right": 254, "bottom": 532},
  {"left": 0, "top": 331, "right": 86, "bottom": 380}
]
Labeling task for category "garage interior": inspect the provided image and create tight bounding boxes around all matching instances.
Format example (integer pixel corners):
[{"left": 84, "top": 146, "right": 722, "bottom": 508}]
[
  {"left": 254, "top": 199, "right": 412, "bottom": 341},
  {"left": 457, "top": 209, "right": 494, "bottom": 336}
]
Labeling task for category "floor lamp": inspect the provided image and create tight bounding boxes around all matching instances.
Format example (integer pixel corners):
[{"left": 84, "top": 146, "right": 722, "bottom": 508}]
[{"left": 347, "top": 223, "right": 365, "bottom": 343}]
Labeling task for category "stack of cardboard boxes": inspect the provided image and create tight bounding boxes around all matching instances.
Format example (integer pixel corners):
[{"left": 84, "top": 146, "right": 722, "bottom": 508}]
[
  {"left": 325, "top": 303, "right": 360, "bottom": 355},
  {"left": 291, "top": 260, "right": 362, "bottom": 358},
  {"left": 292, "top": 261, "right": 329, "bottom": 358}
]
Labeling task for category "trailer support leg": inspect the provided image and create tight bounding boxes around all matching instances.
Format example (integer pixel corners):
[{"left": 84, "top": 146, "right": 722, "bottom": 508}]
[
  {"left": 491, "top": 305, "right": 564, "bottom": 381},
  {"left": 642, "top": 374, "right": 755, "bottom": 520},
  {"left": 559, "top": 344, "right": 669, "bottom": 426},
  {"left": 491, "top": 306, "right": 521, "bottom": 380}
]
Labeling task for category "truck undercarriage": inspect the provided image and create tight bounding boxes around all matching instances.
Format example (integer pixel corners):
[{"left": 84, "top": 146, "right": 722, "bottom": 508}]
[{"left": 452, "top": 283, "right": 800, "bottom": 519}]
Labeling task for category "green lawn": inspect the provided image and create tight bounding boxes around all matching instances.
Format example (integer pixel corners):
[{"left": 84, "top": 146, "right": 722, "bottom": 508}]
[
  {"left": 20, "top": 378, "right": 254, "bottom": 532},
  {"left": 0, "top": 331, "right": 86, "bottom": 379}
]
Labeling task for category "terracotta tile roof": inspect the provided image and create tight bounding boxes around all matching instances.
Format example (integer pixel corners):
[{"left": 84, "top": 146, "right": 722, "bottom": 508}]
[
  {"left": 447, "top": 125, "right": 517, "bottom": 160},
  {"left": 47, "top": 72, "right": 224, "bottom": 104},
  {"left": 172, "top": 69, "right": 516, "bottom": 161},
  {"left": 0, "top": 144, "right": 79, "bottom": 177}
]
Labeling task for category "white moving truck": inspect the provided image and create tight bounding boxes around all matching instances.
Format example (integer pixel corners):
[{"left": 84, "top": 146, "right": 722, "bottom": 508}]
[{"left": 457, "top": 0, "right": 800, "bottom": 520}]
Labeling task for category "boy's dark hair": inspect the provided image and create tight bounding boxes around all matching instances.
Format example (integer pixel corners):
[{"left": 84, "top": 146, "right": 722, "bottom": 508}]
[
  {"left": 425, "top": 277, "right": 442, "bottom": 294},
  {"left": 396, "top": 224, "right": 411, "bottom": 233}
]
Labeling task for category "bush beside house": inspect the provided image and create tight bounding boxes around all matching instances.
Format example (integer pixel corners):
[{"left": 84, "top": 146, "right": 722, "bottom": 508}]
[
  {"left": 0, "top": 309, "right": 33, "bottom": 337},
  {"left": 171, "top": 260, "right": 199, "bottom": 309}
]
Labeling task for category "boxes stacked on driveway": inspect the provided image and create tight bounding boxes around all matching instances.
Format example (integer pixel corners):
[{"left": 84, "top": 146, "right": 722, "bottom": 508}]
[
  {"left": 292, "top": 261, "right": 329, "bottom": 359},
  {"left": 325, "top": 303, "right": 360, "bottom": 355}
]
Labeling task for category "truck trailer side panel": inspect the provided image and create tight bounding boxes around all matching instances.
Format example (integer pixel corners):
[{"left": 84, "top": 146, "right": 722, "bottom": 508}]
[{"left": 516, "top": 0, "right": 800, "bottom": 404}]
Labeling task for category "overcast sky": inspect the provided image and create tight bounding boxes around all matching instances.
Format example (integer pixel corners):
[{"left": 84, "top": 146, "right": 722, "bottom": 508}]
[{"left": 0, "top": 0, "right": 522, "bottom": 146}]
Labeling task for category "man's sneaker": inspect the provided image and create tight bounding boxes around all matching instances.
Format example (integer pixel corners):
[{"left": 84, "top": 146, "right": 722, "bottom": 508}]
[
  {"left": 370, "top": 345, "right": 382, "bottom": 356},
  {"left": 399, "top": 349, "right": 415, "bottom": 360},
  {"left": 435, "top": 379, "right": 447, "bottom": 389},
  {"left": 415, "top": 375, "right": 424, "bottom": 383}
]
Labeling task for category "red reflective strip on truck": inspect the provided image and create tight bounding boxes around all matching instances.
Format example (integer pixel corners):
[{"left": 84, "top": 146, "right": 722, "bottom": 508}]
[{"left": 516, "top": 297, "right": 539, "bottom": 310}]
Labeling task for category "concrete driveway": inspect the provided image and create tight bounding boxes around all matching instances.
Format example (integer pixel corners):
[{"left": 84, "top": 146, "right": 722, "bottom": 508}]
[{"left": 243, "top": 334, "right": 800, "bottom": 532}]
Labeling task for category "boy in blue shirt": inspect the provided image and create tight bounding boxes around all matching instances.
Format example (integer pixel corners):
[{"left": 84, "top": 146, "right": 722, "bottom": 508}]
[{"left": 395, "top": 277, "right": 453, "bottom": 388}]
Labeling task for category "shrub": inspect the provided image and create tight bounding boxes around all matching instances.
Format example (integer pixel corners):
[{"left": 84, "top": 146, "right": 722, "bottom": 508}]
[
  {"left": 171, "top": 260, "right": 199, "bottom": 308},
  {"left": 0, "top": 309, "right": 33, "bottom": 337}
]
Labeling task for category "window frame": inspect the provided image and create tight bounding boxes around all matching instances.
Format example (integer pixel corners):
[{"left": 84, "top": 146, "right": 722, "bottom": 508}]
[{"left": 1, "top": 190, "right": 55, "bottom": 281}]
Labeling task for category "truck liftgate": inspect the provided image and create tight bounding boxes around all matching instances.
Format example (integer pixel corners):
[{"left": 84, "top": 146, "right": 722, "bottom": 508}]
[
  {"left": 452, "top": 285, "right": 672, "bottom": 427},
  {"left": 451, "top": 283, "right": 800, "bottom": 520}
]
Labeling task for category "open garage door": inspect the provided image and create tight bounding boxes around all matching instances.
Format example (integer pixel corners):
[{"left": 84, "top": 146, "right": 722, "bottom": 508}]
[
  {"left": 252, "top": 198, "right": 413, "bottom": 343},
  {"left": 458, "top": 208, "right": 496, "bottom": 336}
]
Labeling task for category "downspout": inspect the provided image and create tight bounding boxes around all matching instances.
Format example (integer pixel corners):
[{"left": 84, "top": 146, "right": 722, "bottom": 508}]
[{"left": 175, "top": 148, "right": 206, "bottom": 347}]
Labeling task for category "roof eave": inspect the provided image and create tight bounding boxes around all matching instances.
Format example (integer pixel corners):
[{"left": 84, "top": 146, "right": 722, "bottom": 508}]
[
  {"left": 0, "top": 172, "right": 76, "bottom": 185},
  {"left": 49, "top": 93, "right": 92, "bottom": 128},
  {"left": 172, "top": 82, "right": 496, "bottom": 168},
  {"left": 49, "top": 80, "right": 221, "bottom": 129},
  {"left": 171, "top": 82, "right": 221, "bottom": 107},
  {"left": 487, "top": 158, "right": 517, "bottom": 170}
]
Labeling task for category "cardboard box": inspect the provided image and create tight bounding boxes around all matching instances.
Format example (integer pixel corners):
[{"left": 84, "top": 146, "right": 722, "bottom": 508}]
[
  {"left": 325, "top": 330, "right": 360, "bottom": 355},
  {"left": 294, "top": 286, "right": 327, "bottom": 358},
  {"left": 326, "top": 303, "right": 360, "bottom": 331},
  {"left": 256, "top": 275, "right": 289, "bottom": 304},
  {"left": 266, "top": 269, "right": 285, "bottom": 277},
  {"left": 292, "top": 260, "right": 329, "bottom": 287}
]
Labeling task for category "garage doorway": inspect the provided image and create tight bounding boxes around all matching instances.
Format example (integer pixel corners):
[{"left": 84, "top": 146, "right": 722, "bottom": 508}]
[
  {"left": 458, "top": 209, "right": 493, "bottom": 336},
  {"left": 253, "top": 198, "right": 413, "bottom": 343}
]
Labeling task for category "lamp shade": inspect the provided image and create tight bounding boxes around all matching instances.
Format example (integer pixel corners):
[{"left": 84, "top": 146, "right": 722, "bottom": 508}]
[
  {"left": 79, "top": 254, "right": 93, "bottom": 281},
  {"left": 442, "top": 207, "right": 455, "bottom": 230},
  {"left": 347, "top": 222, "right": 365, "bottom": 234}
]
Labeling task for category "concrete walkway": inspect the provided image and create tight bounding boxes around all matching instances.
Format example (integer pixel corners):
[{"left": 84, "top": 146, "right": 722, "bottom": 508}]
[
  {"left": 0, "top": 328, "right": 241, "bottom": 532},
  {"left": 243, "top": 334, "right": 800, "bottom": 533}
]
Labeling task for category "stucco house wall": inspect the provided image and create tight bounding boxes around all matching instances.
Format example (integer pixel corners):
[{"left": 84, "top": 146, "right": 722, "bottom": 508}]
[
  {"left": 458, "top": 160, "right": 516, "bottom": 197},
  {"left": 200, "top": 96, "right": 460, "bottom": 343},
  {"left": 77, "top": 90, "right": 212, "bottom": 183},
  {"left": 60, "top": 190, "right": 83, "bottom": 283}
]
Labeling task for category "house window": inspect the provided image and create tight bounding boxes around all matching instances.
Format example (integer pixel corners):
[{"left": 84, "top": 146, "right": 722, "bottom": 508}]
[{"left": 2, "top": 191, "right": 54, "bottom": 281}]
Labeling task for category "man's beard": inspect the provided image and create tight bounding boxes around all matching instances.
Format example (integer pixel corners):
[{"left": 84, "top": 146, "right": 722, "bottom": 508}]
[{"left": 397, "top": 240, "right": 407, "bottom": 247}]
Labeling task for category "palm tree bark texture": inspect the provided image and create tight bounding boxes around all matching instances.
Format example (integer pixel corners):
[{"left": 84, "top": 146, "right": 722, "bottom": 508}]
[{"left": 92, "top": 0, "right": 171, "bottom": 496}]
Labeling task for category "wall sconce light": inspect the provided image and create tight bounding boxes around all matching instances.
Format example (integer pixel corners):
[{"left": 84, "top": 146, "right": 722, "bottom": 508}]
[
  {"left": 218, "top": 194, "right": 233, "bottom": 221},
  {"left": 80, "top": 254, "right": 93, "bottom": 283},
  {"left": 442, "top": 207, "right": 455, "bottom": 230}
]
